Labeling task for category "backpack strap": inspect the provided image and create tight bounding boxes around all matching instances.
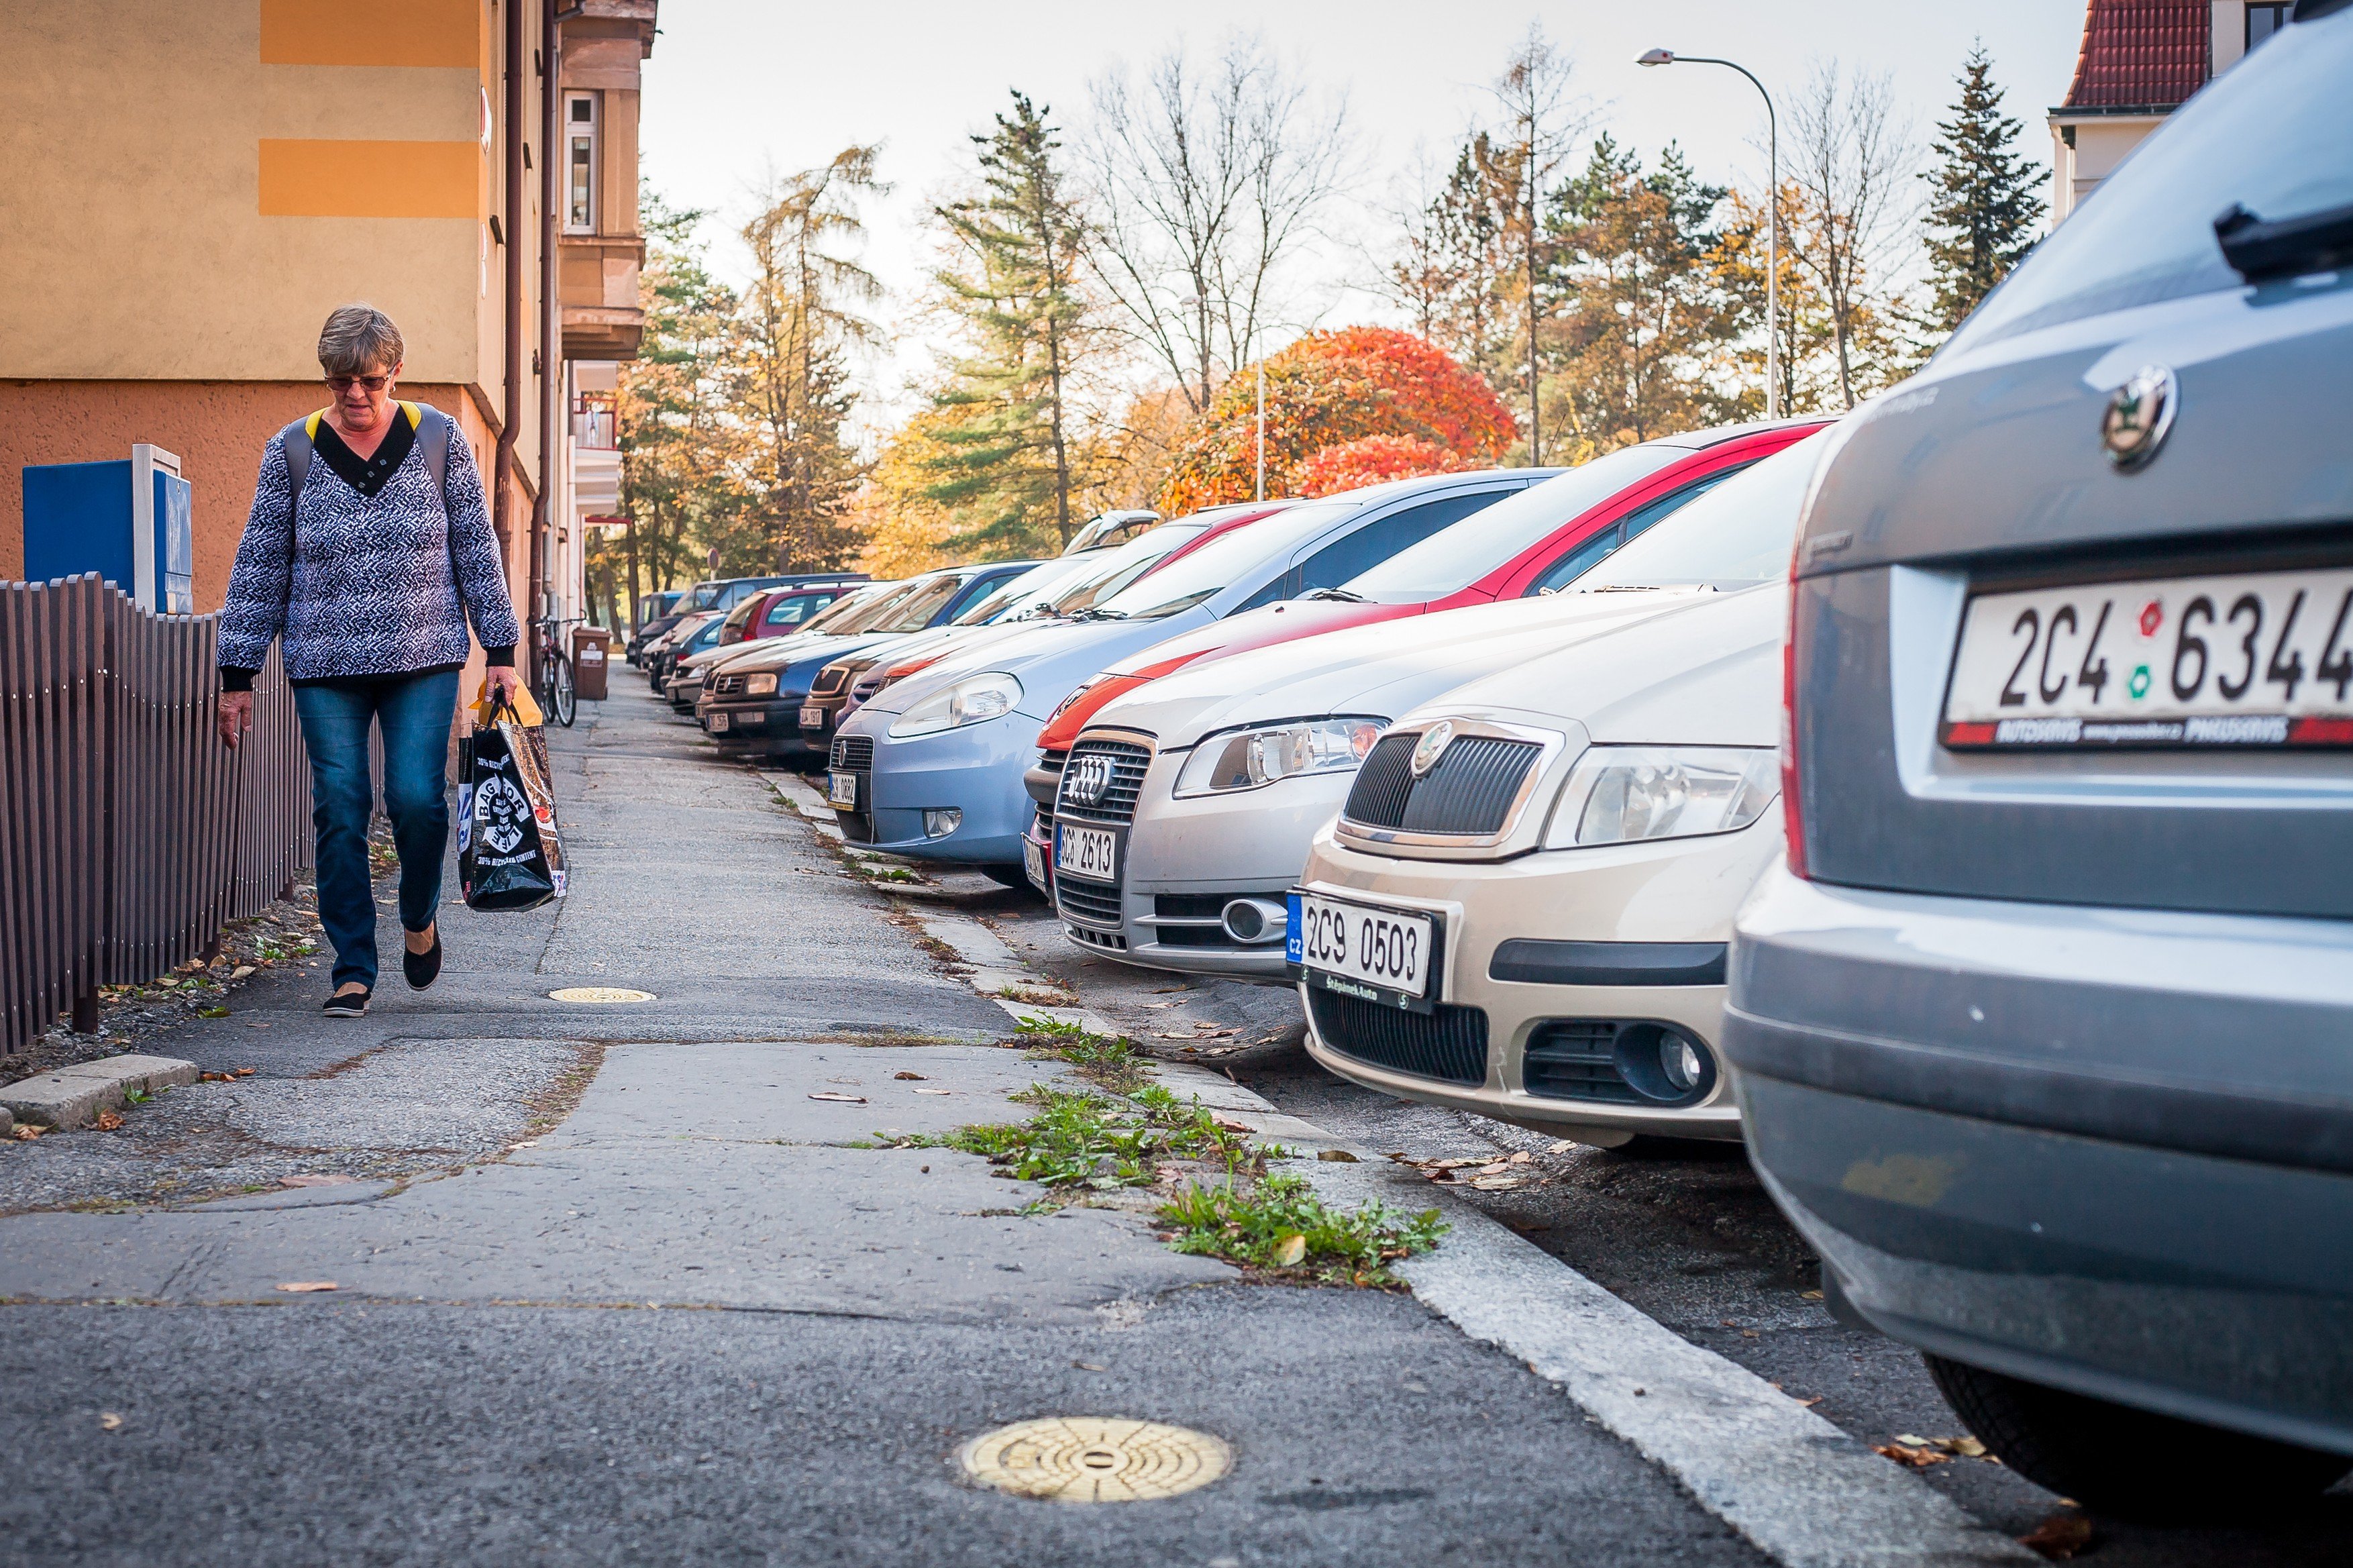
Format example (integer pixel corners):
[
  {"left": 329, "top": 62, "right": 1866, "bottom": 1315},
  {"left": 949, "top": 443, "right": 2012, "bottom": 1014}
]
[{"left": 284, "top": 403, "right": 452, "bottom": 517}]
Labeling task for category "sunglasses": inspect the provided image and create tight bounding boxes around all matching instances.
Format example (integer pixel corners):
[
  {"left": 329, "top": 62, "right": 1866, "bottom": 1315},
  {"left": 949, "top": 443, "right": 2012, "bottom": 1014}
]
[{"left": 326, "top": 374, "right": 394, "bottom": 393}]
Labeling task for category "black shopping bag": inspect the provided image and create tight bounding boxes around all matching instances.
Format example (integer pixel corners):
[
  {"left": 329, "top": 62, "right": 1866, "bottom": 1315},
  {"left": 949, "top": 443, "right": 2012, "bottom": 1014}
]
[{"left": 458, "top": 696, "right": 569, "bottom": 911}]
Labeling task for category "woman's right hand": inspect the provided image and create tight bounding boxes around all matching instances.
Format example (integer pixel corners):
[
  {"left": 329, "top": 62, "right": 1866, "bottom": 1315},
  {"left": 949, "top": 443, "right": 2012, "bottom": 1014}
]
[{"left": 217, "top": 691, "right": 254, "bottom": 749}]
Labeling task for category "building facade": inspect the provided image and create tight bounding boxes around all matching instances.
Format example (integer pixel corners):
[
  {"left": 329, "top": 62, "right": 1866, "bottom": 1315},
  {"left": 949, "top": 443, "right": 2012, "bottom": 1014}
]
[
  {"left": 2049, "top": 1, "right": 2293, "bottom": 222},
  {"left": 1, "top": 0, "right": 654, "bottom": 657}
]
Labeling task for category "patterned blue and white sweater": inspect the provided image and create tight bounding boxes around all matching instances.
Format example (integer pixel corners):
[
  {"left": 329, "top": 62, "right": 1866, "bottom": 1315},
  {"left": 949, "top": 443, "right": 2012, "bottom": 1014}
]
[{"left": 218, "top": 419, "right": 521, "bottom": 688}]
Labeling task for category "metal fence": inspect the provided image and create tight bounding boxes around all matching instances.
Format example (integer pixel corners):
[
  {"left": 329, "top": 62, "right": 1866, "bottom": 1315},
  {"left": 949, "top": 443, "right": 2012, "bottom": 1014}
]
[{"left": 0, "top": 573, "right": 313, "bottom": 1054}]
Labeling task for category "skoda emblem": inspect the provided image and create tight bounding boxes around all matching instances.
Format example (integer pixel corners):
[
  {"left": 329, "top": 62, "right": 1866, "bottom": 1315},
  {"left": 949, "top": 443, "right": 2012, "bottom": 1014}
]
[
  {"left": 1065, "top": 753, "right": 1116, "bottom": 806},
  {"left": 1409, "top": 721, "right": 1455, "bottom": 778},
  {"left": 2101, "top": 364, "right": 2177, "bottom": 472}
]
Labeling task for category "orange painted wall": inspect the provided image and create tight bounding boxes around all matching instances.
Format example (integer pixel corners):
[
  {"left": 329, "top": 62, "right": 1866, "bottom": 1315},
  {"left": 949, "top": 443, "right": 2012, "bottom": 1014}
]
[{"left": 2, "top": 380, "right": 526, "bottom": 625}]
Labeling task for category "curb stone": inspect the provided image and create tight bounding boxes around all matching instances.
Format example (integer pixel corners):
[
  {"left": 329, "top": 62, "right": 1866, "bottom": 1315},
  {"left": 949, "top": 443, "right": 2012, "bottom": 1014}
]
[{"left": 0, "top": 1054, "right": 199, "bottom": 1130}]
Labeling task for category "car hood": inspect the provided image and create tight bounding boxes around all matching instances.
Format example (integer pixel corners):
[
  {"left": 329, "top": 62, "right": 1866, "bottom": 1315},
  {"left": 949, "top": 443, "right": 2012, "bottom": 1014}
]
[
  {"left": 715, "top": 627, "right": 906, "bottom": 674},
  {"left": 856, "top": 612, "right": 1215, "bottom": 721},
  {"left": 1395, "top": 583, "right": 1786, "bottom": 747},
  {"left": 1096, "top": 597, "right": 1402, "bottom": 679},
  {"left": 1096, "top": 590, "right": 1709, "bottom": 751}
]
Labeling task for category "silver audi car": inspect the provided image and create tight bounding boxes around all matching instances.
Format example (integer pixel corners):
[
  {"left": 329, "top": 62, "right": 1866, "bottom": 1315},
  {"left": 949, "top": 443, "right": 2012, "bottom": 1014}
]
[{"left": 1727, "top": 4, "right": 2353, "bottom": 1521}]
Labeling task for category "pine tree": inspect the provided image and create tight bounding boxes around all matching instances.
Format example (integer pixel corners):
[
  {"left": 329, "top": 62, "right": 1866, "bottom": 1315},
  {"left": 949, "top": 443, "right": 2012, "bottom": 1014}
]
[
  {"left": 923, "top": 91, "right": 1094, "bottom": 556},
  {"left": 1922, "top": 44, "right": 2045, "bottom": 332}
]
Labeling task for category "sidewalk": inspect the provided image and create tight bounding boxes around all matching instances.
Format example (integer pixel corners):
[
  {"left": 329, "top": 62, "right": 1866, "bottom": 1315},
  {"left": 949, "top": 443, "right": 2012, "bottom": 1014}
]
[{"left": 0, "top": 691, "right": 1784, "bottom": 1567}]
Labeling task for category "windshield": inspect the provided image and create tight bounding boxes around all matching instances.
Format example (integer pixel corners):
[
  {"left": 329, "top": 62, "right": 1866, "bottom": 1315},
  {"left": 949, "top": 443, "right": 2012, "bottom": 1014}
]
[
  {"left": 1041, "top": 525, "right": 1206, "bottom": 616},
  {"left": 808, "top": 581, "right": 911, "bottom": 634},
  {"left": 1341, "top": 446, "right": 1685, "bottom": 600},
  {"left": 953, "top": 556, "right": 1092, "bottom": 624},
  {"left": 1092, "top": 501, "right": 1357, "bottom": 619},
  {"left": 681, "top": 581, "right": 725, "bottom": 612},
  {"left": 874, "top": 573, "right": 966, "bottom": 633},
  {"left": 1569, "top": 433, "right": 1827, "bottom": 590},
  {"left": 1948, "top": 13, "right": 2353, "bottom": 353}
]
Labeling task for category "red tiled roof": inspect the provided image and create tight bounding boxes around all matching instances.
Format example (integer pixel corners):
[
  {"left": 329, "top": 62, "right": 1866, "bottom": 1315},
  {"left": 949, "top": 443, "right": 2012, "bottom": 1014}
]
[{"left": 2060, "top": 0, "right": 2209, "bottom": 110}]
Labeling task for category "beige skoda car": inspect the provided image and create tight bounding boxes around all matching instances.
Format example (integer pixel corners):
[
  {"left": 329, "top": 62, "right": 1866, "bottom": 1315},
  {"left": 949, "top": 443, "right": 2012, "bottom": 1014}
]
[{"left": 1292, "top": 569, "right": 1788, "bottom": 1148}]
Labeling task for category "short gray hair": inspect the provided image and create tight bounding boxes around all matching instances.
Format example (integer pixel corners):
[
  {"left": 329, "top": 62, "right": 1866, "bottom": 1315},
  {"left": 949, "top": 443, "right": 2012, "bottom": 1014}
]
[{"left": 317, "top": 304, "right": 405, "bottom": 378}]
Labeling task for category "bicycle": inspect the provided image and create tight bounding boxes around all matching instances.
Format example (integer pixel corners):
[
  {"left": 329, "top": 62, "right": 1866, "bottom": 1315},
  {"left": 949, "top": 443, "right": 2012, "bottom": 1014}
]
[{"left": 531, "top": 615, "right": 579, "bottom": 729}]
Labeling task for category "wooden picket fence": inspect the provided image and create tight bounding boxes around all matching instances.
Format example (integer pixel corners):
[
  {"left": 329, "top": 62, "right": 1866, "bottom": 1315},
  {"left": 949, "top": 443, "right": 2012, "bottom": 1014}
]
[{"left": 0, "top": 573, "right": 311, "bottom": 1053}]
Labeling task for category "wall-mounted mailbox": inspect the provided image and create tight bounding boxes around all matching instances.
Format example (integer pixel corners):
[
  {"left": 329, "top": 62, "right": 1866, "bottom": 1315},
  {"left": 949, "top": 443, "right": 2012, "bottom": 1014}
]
[{"left": 21, "top": 444, "right": 194, "bottom": 612}]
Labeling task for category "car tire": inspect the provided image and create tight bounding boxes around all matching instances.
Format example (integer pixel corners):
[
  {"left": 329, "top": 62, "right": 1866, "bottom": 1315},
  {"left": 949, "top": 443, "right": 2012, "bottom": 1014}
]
[
  {"left": 978, "top": 864, "right": 1035, "bottom": 891},
  {"left": 1923, "top": 1354, "right": 2351, "bottom": 1522}
]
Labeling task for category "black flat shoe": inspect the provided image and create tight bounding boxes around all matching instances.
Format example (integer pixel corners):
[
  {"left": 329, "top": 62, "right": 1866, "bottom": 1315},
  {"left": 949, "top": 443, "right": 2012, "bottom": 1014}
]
[
  {"left": 323, "top": 988, "right": 370, "bottom": 1018},
  {"left": 403, "top": 930, "right": 443, "bottom": 990}
]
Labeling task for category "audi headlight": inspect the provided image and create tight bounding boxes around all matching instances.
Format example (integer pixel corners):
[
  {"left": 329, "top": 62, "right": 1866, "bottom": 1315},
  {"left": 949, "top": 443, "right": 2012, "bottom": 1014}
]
[
  {"left": 888, "top": 673, "right": 1023, "bottom": 739},
  {"left": 1173, "top": 717, "right": 1385, "bottom": 798},
  {"left": 1545, "top": 745, "right": 1777, "bottom": 847},
  {"left": 745, "top": 672, "right": 779, "bottom": 696}
]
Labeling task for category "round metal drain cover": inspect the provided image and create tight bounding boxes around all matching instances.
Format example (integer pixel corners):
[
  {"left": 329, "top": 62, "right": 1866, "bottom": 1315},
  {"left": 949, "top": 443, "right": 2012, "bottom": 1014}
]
[
  {"left": 545, "top": 986, "right": 657, "bottom": 1004},
  {"left": 961, "top": 1417, "right": 1230, "bottom": 1502}
]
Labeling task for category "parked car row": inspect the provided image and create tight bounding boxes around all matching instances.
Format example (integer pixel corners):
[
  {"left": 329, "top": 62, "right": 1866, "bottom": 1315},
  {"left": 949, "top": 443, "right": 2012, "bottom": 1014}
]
[{"left": 633, "top": 14, "right": 2353, "bottom": 1526}]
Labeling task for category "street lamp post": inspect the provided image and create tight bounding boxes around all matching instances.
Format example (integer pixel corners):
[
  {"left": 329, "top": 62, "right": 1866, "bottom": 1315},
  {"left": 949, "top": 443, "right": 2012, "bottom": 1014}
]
[{"left": 1638, "top": 49, "right": 1779, "bottom": 420}]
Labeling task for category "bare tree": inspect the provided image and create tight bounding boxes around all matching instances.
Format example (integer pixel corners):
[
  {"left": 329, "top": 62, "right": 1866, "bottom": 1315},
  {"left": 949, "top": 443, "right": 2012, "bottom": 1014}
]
[
  {"left": 1783, "top": 63, "right": 1916, "bottom": 408},
  {"left": 1084, "top": 35, "right": 1353, "bottom": 413},
  {"left": 1489, "top": 25, "right": 1585, "bottom": 464}
]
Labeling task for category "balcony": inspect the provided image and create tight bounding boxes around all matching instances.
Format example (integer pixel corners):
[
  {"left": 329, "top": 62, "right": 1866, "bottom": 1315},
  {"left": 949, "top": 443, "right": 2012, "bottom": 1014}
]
[{"left": 561, "top": 235, "right": 646, "bottom": 360}]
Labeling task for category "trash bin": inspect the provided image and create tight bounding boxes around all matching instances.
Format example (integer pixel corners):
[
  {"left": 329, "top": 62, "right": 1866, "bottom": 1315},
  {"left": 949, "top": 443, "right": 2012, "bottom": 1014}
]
[{"left": 571, "top": 627, "right": 613, "bottom": 701}]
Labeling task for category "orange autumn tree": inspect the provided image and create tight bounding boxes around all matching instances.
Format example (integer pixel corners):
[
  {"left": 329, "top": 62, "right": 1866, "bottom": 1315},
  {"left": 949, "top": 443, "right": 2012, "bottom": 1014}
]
[
  {"left": 1295, "top": 435, "right": 1470, "bottom": 496},
  {"left": 1158, "top": 327, "right": 1515, "bottom": 512}
]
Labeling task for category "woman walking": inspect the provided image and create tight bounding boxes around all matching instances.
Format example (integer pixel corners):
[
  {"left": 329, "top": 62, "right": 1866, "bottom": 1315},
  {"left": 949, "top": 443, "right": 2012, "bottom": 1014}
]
[{"left": 215, "top": 304, "right": 523, "bottom": 1016}]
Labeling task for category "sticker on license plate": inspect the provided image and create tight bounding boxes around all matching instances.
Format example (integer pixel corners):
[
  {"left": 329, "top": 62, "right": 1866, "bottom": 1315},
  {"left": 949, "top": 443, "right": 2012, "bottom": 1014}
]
[
  {"left": 709, "top": 713, "right": 729, "bottom": 733},
  {"left": 1022, "top": 835, "right": 1047, "bottom": 890},
  {"left": 1289, "top": 891, "right": 1434, "bottom": 1002},
  {"left": 1055, "top": 823, "right": 1117, "bottom": 882},
  {"left": 1942, "top": 565, "right": 2353, "bottom": 749},
  {"left": 800, "top": 706, "right": 825, "bottom": 727},
  {"left": 827, "top": 770, "right": 859, "bottom": 808}
]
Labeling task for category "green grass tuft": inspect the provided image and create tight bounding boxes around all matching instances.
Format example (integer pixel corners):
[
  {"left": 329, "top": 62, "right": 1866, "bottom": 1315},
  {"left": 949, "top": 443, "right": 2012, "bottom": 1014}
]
[{"left": 1156, "top": 1173, "right": 1445, "bottom": 1286}]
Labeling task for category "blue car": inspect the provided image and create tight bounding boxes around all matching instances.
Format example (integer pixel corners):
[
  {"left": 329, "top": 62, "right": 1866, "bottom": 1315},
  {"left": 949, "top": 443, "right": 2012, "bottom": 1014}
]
[
  {"left": 694, "top": 563, "right": 1033, "bottom": 758},
  {"left": 1727, "top": 7, "right": 2353, "bottom": 1522},
  {"left": 827, "top": 472, "right": 1560, "bottom": 872}
]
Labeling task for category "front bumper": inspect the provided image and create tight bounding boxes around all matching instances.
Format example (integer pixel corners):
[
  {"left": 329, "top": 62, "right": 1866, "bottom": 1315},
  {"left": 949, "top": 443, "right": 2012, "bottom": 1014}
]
[
  {"left": 1726, "top": 864, "right": 2353, "bottom": 1455},
  {"left": 829, "top": 713, "right": 1037, "bottom": 866},
  {"left": 1053, "top": 751, "right": 1353, "bottom": 982},
  {"left": 1294, "top": 816, "right": 1782, "bottom": 1144},
  {"left": 694, "top": 694, "right": 812, "bottom": 751},
  {"left": 799, "top": 692, "right": 847, "bottom": 746}
]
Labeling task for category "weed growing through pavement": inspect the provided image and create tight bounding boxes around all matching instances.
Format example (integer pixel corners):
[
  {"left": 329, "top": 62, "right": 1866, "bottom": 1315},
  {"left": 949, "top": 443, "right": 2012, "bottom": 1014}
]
[{"left": 1155, "top": 1173, "right": 1445, "bottom": 1288}]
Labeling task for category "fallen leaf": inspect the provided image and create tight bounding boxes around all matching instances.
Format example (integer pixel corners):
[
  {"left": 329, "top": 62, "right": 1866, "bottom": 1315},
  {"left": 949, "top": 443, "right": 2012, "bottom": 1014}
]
[
  {"left": 1893, "top": 1433, "right": 1934, "bottom": 1447},
  {"left": 892, "top": 1071, "right": 927, "bottom": 1081},
  {"left": 2018, "top": 1514, "right": 2093, "bottom": 1561},
  {"left": 99, "top": 1412, "right": 123, "bottom": 1432},
  {"left": 1507, "top": 1151, "right": 1532, "bottom": 1164},
  {"left": 807, "top": 1092, "right": 867, "bottom": 1104},
  {"left": 1937, "top": 1435, "right": 1988, "bottom": 1458},
  {"left": 1797, "top": 1396, "right": 1824, "bottom": 1408},
  {"left": 275, "top": 1281, "right": 338, "bottom": 1293},
  {"left": 12, "top": 1125, "right": 46, "bottom": 1141},
  {"left": 1873, "top": 1441, "right": 1950, "bottom": 1469},
  {"left": 1469, "top": 1175, "right": 1526, "bottom": 1191},
  {"left": 913, "top": 1088, "right": 953, "bottom": 1096},
  {"left": 93, "top": 1110, "right": 124, "bottom": 1132},
  {"left": 1801, "top": 1289, "right": 1826, "bottom": 1300},
  {"left": 1270, "top": 1233, "right": 1308, "bottom": 1267},
  {"left": 230, "top": 965, "right": 256, "bottom": 981},
  {"left": 199, "top": 1007, "right": 231, "bottom": 1018},
  {"left": 1072, "top": 1361, "right": 1105, "bottom": 1372},
  {"left": 279, "top": 1175, "right": 358, "bottom": 1188},
  {"left": 233, "top": 1067, "right": 256, "bottom": 1077},
  {"left": 1315, "top": 1149, "right": 1359, "bottom": 1163}
]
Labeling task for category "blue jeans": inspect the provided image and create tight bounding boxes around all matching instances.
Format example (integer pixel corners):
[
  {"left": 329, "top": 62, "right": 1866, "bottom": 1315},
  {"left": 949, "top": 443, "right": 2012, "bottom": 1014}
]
[{"left": 293, "top": 670, "right": 460, "bottom": 990}]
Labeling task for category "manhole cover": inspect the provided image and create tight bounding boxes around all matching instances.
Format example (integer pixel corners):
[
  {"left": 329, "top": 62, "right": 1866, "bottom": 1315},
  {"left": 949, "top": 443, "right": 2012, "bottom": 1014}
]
[
  {"left": 961, "top": 1417, "right": 1230, "bottom": 1502},
  {"left": 546, "top": 987, "right": 657, "bottom": 1004}
]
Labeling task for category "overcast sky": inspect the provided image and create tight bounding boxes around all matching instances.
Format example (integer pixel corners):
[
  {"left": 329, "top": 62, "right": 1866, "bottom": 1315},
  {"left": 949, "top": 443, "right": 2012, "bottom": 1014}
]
[{"left": 637, "top": 0, "right": 2087, "bottom": 427}]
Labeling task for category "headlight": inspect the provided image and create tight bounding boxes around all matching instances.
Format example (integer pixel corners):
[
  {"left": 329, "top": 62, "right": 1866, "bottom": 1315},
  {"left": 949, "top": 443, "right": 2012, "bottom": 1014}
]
[
  {"left": 1544, "top": 745, "right": 1777, "bottom": 847},
  {"left": 745, "top": 672, "right": 779, "bottom": 696},
  {"left": 1173, "top": 717, "right": 1385, "bottom": 797},
  {"left": 888, "top": 672, "right": 1023, "bottom": 738}
]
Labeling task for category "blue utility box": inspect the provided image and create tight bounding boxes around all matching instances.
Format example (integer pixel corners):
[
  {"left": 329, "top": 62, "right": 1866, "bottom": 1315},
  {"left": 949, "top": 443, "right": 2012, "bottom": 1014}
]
[{"left": 21, "top": 444, "right": 194, "bottom": 612}]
